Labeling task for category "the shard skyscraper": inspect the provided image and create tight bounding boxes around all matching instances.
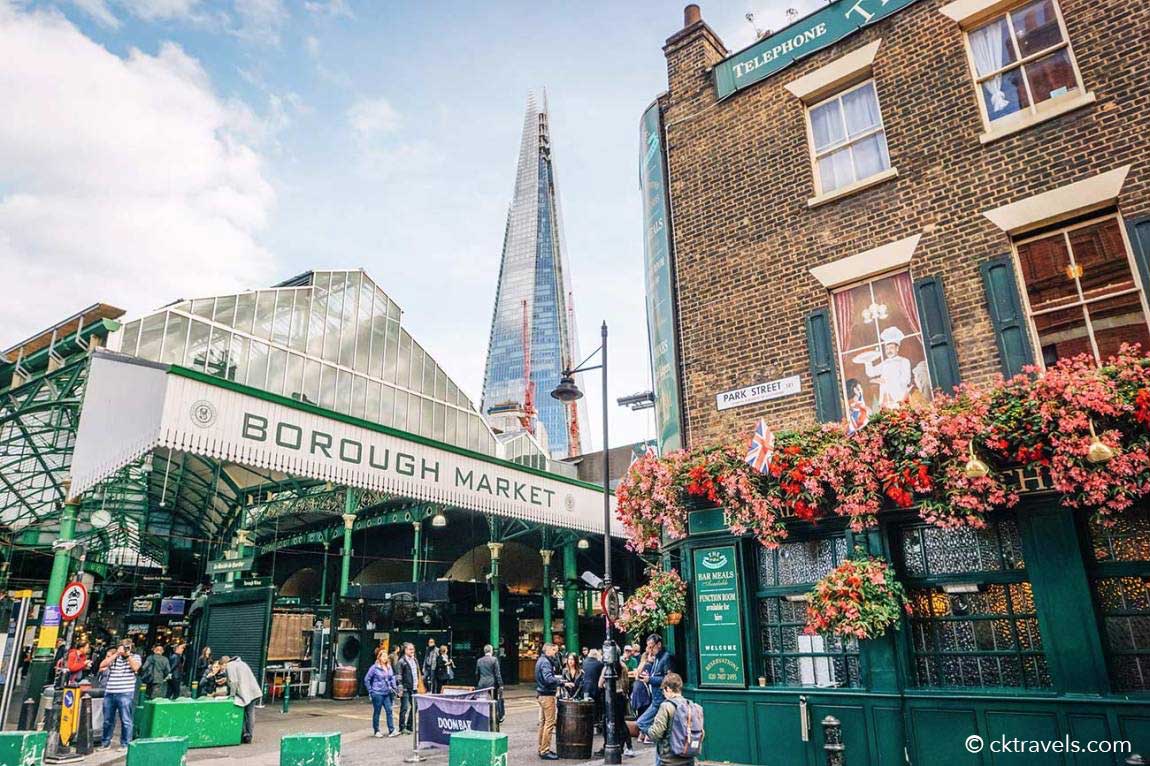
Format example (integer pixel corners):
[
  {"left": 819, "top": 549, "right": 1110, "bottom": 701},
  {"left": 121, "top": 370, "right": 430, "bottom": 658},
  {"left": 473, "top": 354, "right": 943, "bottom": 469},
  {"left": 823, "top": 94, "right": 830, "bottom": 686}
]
[{"left": 481, "top": 93, "right": 586, "bottom": 459}]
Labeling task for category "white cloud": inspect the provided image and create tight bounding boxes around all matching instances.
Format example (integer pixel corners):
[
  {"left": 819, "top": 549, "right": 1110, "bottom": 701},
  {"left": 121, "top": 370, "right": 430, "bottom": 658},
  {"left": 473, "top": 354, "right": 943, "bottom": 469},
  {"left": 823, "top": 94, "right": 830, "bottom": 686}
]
[
  {"left": 68, "top": 0, "right": 121, "bottom": 28},
  {"left": 232, "top": 0, "right": 287, "bottom": 42},
  {"left": 303, "top": 0, "right": 351, "bottom": 18},
  {"left": 347, "top": 96, "right": 402, "bottom": 143},
  {"left": 120, "top": 0, "right": 203, "bottom": 22},
  {"left": 0, "top": 4, "right": 276, "bottom": 341}
]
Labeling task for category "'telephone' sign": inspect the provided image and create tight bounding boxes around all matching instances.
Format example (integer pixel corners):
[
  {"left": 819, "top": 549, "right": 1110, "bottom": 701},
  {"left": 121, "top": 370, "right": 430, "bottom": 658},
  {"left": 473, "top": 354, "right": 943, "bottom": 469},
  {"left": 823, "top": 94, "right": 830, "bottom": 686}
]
[{"left": 714, "top": 0, "right": 925, "bottom": 98}]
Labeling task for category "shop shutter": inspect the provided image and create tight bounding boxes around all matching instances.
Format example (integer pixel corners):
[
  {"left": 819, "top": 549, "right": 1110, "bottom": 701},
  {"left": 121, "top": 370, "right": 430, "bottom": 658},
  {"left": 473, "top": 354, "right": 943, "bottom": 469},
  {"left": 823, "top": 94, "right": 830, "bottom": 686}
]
[
  {"left": 203, "top": 598, "right": 271, "bottom": 678},
  {"left": 805, "top": 307, "right": 842, "bottom": 423},
  {"left": 979, "top": 255, "right": 1034, "bottom": 378},
  {"left": 1126, "top": 215, "right": 1150, "bottom": 301},
  {"left": 913, "top": 276, "right": 961, "bottom": 394}
]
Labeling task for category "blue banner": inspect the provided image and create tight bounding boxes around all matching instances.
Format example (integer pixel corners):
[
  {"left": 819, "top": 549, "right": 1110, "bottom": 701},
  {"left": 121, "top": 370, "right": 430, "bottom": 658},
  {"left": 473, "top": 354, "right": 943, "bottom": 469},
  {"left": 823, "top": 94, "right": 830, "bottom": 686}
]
[{"left": 414, "top": 689, "right": 494, "bottom": 750}]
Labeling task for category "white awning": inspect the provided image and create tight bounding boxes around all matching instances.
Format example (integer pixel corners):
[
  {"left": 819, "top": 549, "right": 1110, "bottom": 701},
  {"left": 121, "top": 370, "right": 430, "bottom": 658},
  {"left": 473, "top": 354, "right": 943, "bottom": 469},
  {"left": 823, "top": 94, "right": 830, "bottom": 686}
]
[{"left": 72, "top": 351, "right": 620, "bottom": 536}]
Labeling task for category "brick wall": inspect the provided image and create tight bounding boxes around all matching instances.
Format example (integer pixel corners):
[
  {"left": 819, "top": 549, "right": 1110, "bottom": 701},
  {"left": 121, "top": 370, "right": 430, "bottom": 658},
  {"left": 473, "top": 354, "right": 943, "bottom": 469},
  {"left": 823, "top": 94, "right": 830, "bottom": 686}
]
[{"left": 658, "top": 0, "right": 1150, "bottom": 448}]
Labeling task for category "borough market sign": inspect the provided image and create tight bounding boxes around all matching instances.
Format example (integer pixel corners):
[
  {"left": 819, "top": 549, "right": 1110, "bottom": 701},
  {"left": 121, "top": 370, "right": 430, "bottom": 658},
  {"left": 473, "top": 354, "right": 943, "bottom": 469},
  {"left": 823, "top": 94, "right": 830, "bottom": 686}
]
[
  {"left": 70, "top": 352, "right": 619, "bottom": 536},
  {"left": 714, "top": 0, "right": 925, "bottom": 99}
]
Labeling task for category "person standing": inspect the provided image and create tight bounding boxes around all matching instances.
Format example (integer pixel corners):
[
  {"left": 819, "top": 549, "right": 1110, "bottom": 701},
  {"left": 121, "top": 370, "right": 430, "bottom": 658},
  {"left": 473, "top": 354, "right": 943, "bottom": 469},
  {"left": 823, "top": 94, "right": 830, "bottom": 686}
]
[
  {"left": 422, "top": 639, "right": 439, "bottom": 694},
  {"left": 397, "top": 642, "right": 420, "bottom": 734},
  {"left": 645, "top": 673, "right": 697, "bottom": 766},
  {"left": 167, "top": 643, "right": 186, "bottom": 699},
  {"left": 221, "top": 655, "right": 262, "bottom": 744},
  {"left": 598, "top": 656, "right": 636, "bottom": 759},
  {"left": 436, "top": 645, "right": 454, "bottom": 689},
  {"left": 63, "top": 639, "right": 92, "bottom": 685},
  {"left": 635, "top": 634, "right": 673, "bottom": 736},
  {"left": 194, "top": 646, "right": 213, "bottom": 694},
  {"left": 98, "top": 640, "right": 141, "bottom": 750},
  {"left": 558, "top": 653, "right": 582, "bottom": 700},
  {"left": 363, "top": 653, "right": 399, "bottom": 738},
  {"left": 139, "top": 644, "right": 171, "bottom": 699},
  {"left": 535, "top": 643, "right": 560, "bottom": 761},
  {"left": 474, "top": 644, "right": 503, "bottom": 722}
]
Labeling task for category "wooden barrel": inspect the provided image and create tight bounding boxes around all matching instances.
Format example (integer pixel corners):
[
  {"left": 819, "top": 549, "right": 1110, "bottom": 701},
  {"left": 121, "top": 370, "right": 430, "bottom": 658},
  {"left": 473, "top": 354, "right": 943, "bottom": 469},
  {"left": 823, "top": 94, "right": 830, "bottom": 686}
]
[
  {"left": 331, "top": 666, "right": 357, "bottom": 700},
  {"left": 556, "top": 698, "right": 594, "bottom": 759}
]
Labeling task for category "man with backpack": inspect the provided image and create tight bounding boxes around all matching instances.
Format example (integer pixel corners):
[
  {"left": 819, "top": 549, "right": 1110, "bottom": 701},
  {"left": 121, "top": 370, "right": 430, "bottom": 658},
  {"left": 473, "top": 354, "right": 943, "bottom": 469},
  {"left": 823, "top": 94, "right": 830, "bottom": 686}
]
[{"left": 644, "top": 673, "right": 704, "bottom": 766}]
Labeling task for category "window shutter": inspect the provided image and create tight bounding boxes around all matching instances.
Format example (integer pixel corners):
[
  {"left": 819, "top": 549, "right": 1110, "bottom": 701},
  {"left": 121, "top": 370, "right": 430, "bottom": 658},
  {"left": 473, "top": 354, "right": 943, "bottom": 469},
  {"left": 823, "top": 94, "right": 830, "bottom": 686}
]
[
  {"left": 979, "top": 255, "right": 1034, "bottom": 378},
  {"left": 805, "top": 307, "right": 842, "bottom": 423},
  {"left": 913, "top": 276, "right": 962, "bottom": 394},
  {"left": 1126, "top": 215, "right": 1150, "bottom": 301}
]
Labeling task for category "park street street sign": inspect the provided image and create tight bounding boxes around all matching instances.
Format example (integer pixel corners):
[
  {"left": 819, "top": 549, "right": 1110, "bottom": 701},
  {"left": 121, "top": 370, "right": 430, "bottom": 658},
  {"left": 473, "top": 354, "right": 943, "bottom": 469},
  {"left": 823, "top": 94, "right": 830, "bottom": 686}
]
[
  {"left": 207, "top": 557, "right": 254, "bottom": 574},
  {"left": 715, "top": 375, "right": 801, "bottom": 411}
]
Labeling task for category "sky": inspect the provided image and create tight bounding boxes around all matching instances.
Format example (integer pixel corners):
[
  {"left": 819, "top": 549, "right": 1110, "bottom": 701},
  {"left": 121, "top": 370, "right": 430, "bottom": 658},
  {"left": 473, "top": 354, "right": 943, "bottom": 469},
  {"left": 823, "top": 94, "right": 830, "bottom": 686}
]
[{"left": 0, "top": 0, "right": 820, "bottom": 449}]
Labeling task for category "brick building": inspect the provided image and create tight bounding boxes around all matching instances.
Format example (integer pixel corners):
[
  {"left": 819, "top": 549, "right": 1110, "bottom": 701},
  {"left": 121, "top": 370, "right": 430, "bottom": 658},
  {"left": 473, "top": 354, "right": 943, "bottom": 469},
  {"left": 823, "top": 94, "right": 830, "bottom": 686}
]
[
  {"left": 640, "top": 0, "right": 1150, "bottom": 762},
  {"left": 648, "top": 0, "right": 1149, "bottom": 448}
]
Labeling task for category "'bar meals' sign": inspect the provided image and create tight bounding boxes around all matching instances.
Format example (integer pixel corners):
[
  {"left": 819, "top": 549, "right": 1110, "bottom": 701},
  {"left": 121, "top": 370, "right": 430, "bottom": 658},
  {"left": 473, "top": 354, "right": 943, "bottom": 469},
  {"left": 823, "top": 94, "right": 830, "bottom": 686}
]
[{"left": 714, "top": 0, "right": 925, "bottom": 99}]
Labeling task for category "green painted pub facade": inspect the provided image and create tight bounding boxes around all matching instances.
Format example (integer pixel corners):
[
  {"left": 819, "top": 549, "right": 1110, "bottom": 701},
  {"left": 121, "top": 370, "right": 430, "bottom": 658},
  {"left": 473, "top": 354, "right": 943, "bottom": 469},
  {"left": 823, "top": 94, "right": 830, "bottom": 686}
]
[{"left": 668, "top": 495, "right": 1149, "bottom": 764}]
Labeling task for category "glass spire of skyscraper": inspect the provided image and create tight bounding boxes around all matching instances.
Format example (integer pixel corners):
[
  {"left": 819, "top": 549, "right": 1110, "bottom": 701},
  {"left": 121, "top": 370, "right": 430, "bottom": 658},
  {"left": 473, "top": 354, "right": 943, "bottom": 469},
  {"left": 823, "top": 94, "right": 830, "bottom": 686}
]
[{"left": 481, "top": 92, "right": 587, "bottom": 459}]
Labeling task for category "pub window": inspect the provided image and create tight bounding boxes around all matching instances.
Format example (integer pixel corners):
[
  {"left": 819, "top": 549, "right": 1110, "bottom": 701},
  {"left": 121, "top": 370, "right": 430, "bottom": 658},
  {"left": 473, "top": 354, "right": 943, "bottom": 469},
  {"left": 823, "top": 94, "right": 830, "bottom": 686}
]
[
  {"left": 1086, "top": 508, "right": 1150, "bottom": 692},
  {"left": 899, "top": 519, "right": 1053, "bottom": 690},
  {"left": 805, "top": 79, "right": 890, "bottom": 196},
  {"left": 756, "top": 535, "right": 861, "bottom": 688},
  {"left": 1013, "top": 215, "right": 1150, "bottom": 367},
  {"left": 963, "top": 0, "right": 1085, "bottom": 129},
  {"left": 831, "top": 270, "right": 932, "bottom": 431}
]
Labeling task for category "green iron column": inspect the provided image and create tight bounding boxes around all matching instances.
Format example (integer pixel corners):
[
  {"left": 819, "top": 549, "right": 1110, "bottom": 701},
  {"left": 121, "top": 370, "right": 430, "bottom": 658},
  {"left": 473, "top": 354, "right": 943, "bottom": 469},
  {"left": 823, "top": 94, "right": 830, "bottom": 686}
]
[
  {"left": 319, "top": 541, "right": 330, "bottom": 606},
  {"left": 540, "top": 549, "right": 553, "bottom": 645},
  {"left": 488, "top": 542, "right": 503, "bottom": 650},
  {"left": 661, "top": 551, "right": 677, "bottom": 656},
  {"left": 411, "top": 520, "right": 423, "bottom": 582},
  {"left": 339, "top": 488, "right": 358, "bottom": 598},
  {"left": 26, "top": 495, "right": 79, "bottom": 698},
  {"left": 563, "top": 542, "right": 578, "bottom": 653}
]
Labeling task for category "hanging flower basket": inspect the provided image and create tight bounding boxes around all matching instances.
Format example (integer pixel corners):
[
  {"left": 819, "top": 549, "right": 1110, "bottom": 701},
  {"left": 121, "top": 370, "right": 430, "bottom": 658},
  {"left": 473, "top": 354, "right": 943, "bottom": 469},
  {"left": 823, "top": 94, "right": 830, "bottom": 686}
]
[
  {"left": 804, "top": 555, "right": 909, "bottom": 641},
  {"left": 616, "top": 569, "right": 687, "bottom": 639},
  {"left": 614, "top": 346, "right": 1150, "bottom": 550}
]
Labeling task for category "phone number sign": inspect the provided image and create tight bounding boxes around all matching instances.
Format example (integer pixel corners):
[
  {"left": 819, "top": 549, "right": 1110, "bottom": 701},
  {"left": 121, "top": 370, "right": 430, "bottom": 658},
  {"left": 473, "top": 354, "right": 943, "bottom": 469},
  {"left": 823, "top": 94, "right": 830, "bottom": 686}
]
[{"left": 692, "top": 545, "right": 747, "bottom": 688}]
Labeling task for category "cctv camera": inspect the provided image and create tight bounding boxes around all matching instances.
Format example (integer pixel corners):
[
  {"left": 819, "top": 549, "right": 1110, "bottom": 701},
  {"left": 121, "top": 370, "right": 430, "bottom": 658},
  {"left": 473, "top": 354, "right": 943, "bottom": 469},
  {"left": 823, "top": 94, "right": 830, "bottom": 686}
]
[{"left": 581, "top": 571, "right": 604, "bottom": 589}]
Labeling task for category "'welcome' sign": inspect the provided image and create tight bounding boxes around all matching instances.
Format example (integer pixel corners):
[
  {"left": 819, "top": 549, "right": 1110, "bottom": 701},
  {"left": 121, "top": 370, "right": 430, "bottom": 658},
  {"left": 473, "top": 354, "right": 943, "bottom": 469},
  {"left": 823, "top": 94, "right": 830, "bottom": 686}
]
[{"left": 714, "top": 0, "right": 925, "bottom": 99}]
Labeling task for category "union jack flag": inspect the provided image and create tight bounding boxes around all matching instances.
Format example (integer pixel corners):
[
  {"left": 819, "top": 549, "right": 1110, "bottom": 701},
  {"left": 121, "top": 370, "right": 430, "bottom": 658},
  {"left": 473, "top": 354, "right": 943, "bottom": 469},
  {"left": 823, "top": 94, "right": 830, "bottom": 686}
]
[{"left": 745, "top": 418, "right": 774, "bottom": 474}]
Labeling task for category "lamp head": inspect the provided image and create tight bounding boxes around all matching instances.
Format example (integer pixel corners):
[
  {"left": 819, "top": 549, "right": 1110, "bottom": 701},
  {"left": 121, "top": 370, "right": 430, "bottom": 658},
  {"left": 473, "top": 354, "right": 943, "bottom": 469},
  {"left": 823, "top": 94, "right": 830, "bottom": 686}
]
[
  {"left": 577, "top": 538, "right": 590, "bottom": 550},
  {"left": 431, "top": 512, "right": 447, "bottom": 528},
  {"left": 550, "top": 373, "right": 583, "bottom": 403}
]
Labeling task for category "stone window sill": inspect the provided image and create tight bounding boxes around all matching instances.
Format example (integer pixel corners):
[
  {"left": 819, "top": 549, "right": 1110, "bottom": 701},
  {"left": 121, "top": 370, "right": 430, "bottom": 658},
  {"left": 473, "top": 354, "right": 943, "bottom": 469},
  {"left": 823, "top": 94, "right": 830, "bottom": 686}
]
[
  {"left": 807, "top": 167, "right": 899, "bottom": 209},
  {"left": 978, "top": 91, "right": 1096, "bottom": 145}
]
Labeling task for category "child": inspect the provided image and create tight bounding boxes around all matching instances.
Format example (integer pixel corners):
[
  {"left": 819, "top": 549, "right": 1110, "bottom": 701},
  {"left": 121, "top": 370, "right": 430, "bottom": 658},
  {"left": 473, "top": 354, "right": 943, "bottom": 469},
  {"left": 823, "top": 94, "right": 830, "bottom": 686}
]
[{"left": 645, "top": 672, "right": 696, "bottom": 766}]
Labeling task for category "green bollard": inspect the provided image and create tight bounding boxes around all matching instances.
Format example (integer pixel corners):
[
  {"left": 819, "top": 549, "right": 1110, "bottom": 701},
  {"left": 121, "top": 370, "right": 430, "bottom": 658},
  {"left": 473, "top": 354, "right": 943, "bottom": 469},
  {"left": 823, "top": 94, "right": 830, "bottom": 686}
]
[
  {"left": 282, "top": 674, "right": 290, "bottom": 714},
  {"left": 0, "top": 730, "right": 47, "bottom": 766},
  {"left": 449, "top": 731, "right": 508, "bottom": 766},
  {"left": 191, "top": 680, "right": 199, "bottom": 699},
  {"left": 280, "top": 732, "right": 340, "bottom": 766},
  {"left": 126, "top": 736, "right": 188, "bottom": 766}
]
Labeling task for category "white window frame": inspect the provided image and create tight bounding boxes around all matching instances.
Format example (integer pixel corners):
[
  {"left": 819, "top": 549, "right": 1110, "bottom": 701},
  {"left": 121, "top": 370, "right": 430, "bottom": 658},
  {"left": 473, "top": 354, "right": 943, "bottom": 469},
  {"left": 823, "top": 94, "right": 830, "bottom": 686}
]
[
  {"left": 1011, "top": 213, "right": 1150, "bottom": 368},
  {"left": 960, "top": 0, "right": 1090, "bottom": 139},
  {"left": 803, "top": 78, "right": 894, "bottom": 204}
]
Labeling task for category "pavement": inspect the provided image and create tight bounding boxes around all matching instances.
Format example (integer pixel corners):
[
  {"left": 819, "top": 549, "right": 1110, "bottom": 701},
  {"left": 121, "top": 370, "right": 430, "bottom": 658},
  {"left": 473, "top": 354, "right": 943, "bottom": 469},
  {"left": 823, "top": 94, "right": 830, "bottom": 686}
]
[{"left": 80, "top": 687, "right": 657, "bottom": 766}]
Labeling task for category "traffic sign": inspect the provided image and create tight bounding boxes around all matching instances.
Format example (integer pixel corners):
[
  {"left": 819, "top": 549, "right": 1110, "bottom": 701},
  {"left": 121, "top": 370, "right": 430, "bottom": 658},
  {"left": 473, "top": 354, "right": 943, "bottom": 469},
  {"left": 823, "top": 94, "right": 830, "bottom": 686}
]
[{"left": 59, "top": 581, "right": 88, "bottom": 622}]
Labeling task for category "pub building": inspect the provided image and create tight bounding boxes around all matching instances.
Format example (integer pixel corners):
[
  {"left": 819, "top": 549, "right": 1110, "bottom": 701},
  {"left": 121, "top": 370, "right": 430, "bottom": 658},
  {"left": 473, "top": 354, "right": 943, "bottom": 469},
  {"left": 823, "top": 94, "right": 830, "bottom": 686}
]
[{"left": 639, "top": 0, "right": 1150, "bottom": 763}]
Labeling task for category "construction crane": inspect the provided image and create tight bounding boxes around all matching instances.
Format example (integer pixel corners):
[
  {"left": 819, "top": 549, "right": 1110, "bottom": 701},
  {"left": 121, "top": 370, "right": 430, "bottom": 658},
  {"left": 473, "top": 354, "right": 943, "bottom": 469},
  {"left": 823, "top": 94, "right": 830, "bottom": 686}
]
[{"left": 521, "top": 299, "right": 536, "bottom": 434}]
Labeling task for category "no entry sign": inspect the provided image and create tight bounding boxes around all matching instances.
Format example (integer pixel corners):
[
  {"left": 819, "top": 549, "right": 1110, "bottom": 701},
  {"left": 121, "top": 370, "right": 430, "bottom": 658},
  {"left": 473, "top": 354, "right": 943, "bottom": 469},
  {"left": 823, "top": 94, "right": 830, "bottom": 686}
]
[{"left": 60, "top": 581, "right": 88, "bottom": 622}]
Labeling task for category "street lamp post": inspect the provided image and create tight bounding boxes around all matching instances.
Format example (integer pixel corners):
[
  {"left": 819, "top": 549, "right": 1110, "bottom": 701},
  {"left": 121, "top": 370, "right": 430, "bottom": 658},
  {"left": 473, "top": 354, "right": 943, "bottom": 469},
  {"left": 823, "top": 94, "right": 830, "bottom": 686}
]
[{"left": 551, "top": 321, "right": 621, "bottom": 765}]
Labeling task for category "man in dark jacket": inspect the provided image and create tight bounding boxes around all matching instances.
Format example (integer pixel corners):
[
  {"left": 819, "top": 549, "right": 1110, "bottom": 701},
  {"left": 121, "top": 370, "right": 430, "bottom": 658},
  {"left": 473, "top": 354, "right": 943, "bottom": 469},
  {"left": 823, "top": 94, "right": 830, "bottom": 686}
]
[
  {"left": 422, "top": 639, "right": 439, "bottom": 694},
  {"left": 167, "top": 643, "right": 186, "bottom": 699},
  {"left": 636, "top": 634, "right": 674, "bottom": 736},
  {"left": 139, "top": 644, "right": 171, "bottom": 700},
  {"left": 535, "top": 643, "right": 560, "bottom": 760},
  {"left": 580, "top": 648, "right": 606, "bottom": 734},
  {"left": 397, "top": 642, "right": 420, "bottom": 734},
  {"left": 474, "top": 644, "right": 504, "bottom": 722}
]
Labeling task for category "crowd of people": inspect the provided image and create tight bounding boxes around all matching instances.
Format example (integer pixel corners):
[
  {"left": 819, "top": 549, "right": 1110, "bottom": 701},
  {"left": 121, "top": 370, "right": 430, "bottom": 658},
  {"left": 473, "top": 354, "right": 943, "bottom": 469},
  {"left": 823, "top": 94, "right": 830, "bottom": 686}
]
[
  {"left": 534, "top": 633, "right": 690, "bottom": 763},
  {"left": 357, "top": 638, "right": 466, "bottom": 737},
  {"left": 48, "top": 637, "right": 262, "bottom": 751}
]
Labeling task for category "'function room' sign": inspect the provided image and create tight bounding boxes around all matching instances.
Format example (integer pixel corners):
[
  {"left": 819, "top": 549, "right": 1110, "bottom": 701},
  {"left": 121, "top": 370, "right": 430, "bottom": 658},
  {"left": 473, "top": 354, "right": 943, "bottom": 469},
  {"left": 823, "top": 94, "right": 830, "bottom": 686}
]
[{"left": 692, "top": 545, "right": 747, "bottom": 688}]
